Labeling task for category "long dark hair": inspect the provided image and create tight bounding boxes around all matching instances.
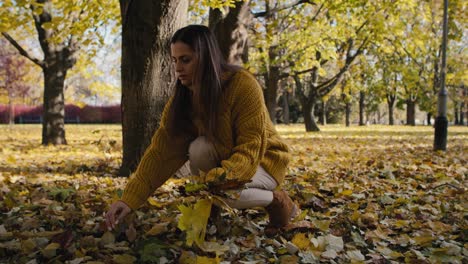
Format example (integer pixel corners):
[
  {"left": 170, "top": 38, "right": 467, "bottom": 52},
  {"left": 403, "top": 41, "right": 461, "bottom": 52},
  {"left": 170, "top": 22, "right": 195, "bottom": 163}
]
[{"left": 167, "top": 25, "right": 239, "bottom": 139}]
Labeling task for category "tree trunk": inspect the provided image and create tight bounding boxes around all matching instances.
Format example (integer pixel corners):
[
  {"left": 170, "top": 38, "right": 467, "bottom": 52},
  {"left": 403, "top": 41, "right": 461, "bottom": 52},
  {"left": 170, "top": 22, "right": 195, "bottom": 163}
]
[
  {"left": 427, "top": 112, "right": 432, "bottom": 125},
  {"left": 320, "top": 100, "right": 327, "bottom": 125},
  {"left": 406, "top": 99, "right": 416, "bottom": 126},
  {"left": 42, "top": 65, "right": 68, "bottom": 144},
  {"left": 209, "top": 0, "right": 250, "bottom": 65},
  {"left": 462, "top": 85, "right": 467, "bottom": 125},
  {"left": 264, "top": 64, "right": 280, "bottom": 124},
  {"left": 282, "top": 91, "right": 290, "bottom": 124},
  {"left": 119, "top": 0, "right": 188, "bottom": 176},
  {"left": 461, "top": 102, "right": 465, "bottom": 126},
  {"left": 454, "top": 103, "right": 459, "bottom": 125},
  {"left": 8, "top": 99, "right": 14, "bottom": 125},
  {"left": 359, "top": 90, "right": 365, "bottom": 126},
  {"left": 301, "top": 99, "right": 319, "bottom": 132},
  {"left": 345, "top": 102, "right": 351, "bottom": 127},
  {"left": 387, "top": 95, "right": 396, "bottom": 125}
]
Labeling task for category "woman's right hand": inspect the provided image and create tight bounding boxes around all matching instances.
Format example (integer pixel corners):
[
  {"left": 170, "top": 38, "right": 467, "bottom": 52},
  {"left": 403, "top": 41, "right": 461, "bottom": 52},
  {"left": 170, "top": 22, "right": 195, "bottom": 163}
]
[{"left": 105, "top": 200, "right": 131, "bottom": 231}]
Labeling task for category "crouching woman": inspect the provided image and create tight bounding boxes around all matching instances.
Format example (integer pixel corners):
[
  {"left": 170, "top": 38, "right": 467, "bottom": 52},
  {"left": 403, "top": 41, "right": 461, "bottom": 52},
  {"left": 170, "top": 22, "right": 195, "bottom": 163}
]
[{"left": 106, "top": 25, "right": 298, "bottom": 234}]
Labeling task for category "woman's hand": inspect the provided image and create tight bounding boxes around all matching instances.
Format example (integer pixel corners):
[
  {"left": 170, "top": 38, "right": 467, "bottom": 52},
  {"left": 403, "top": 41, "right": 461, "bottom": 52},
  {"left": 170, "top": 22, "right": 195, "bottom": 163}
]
[{"left": 105, "top": 201, "right": 131, "bottom": 231}]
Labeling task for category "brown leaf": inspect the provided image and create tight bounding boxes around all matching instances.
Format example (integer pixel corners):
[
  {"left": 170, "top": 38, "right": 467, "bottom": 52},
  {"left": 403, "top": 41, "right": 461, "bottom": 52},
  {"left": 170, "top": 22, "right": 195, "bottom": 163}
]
[{"left": 51, "top": 229, "right": 74, "bottom": 249}]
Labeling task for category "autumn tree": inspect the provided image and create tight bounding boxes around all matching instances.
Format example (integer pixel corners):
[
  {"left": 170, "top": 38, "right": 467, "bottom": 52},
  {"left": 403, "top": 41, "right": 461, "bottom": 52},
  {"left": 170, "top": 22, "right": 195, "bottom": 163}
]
[
  {"left": 284, "top": 0, "right": 380, "bottom": 131},
  {"left": 0, "top": 0, "right": 119, "bottom": 144},
  {"left": 0, "top": 43, "right": 31, "bottom": 124}
]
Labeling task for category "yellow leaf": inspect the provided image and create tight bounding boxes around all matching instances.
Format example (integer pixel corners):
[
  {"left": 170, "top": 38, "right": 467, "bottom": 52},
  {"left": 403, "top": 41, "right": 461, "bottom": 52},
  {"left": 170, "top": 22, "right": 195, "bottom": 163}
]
[
  {"left": 412, "top": 234, "right": 434, "bottom": 246},
  {"left": 199, "top": 241, "right": 230, "bottom": 254},
  {"left": 292, "top": 233, "right": 311, "bottom": 250},
  {"left": 113, "top": 254, "right": 136, "bottom": 264},
  {"left": 196, "top": 255, "right": 220, "bottom": 264},
  {"left": 21, "top": 239, "right": 36, "bottom": 254},
  {"left": 177, "top": 199, "right": 212, "bottom": 247},
  {"left": 313, "top": 219, "right": 330, "bottom": 232},
  {"left": 7, "top": 155, "right": 16, "bottom": 164},
  {"left": 341, "top": 189, "right": 353, "bottom": 196},
  {"left": 147, "top": 197, "right": 164, "bottom": 208},
  {"left": 145, "top": 222, "right": 169, "bottom": 236},
  {"left": 42, "top": 242, "right": 60, "bottom": 259}
]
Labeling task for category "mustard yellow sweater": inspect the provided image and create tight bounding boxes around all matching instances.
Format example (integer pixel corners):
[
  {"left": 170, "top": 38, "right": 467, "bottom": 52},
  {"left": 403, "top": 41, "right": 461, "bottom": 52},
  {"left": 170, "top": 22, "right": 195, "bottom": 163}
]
[{"left": 121, "top": 69, "right": 291, "bottom": 210}]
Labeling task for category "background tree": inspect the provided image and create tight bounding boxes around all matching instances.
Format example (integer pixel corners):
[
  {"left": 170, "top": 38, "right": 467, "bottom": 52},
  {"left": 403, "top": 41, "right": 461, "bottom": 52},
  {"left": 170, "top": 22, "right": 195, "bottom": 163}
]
[
  {"left": 285, "top": 0, "right": 383, "bottom": 131},
  {"left": 249, "top": 0, "right": 314, "bottom": 123},
  {"left": 0, "top": 0, "right": 119, "bottom": 144},
  {"left": 208, "top": 0, "right": 251, "bottom": 65},
  {"left": 0, "top": 45, "right": 31, "bottom": 124}
]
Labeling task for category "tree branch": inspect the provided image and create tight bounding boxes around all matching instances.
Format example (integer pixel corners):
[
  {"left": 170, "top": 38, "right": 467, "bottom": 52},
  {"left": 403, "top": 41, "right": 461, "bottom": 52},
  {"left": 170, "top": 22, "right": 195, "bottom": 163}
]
[
  {"left": 253, "top": 0, "right": 315, "bottom": 18},
  {"left": 1, "top": 32, "right": 44, "bottom": 68}
]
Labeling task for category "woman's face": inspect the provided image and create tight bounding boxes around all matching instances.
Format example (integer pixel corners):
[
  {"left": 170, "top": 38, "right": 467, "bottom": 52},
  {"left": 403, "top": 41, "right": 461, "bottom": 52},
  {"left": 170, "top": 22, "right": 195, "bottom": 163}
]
[{"left": 171, "top": 41, "right": 198, "bottom": 89}]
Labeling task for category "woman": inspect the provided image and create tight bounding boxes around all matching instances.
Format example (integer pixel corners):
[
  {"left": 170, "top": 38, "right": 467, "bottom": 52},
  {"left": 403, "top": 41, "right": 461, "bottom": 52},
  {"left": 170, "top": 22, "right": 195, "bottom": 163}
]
[{"left": 106, "top": 25, "right": 297, "bottom": 234}]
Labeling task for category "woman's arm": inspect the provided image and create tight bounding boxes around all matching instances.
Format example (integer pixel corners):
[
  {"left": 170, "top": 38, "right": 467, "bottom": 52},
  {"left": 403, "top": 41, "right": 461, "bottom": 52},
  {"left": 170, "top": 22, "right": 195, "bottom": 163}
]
[{"left": 121, "top": 97, "right": 191, "bottom": 209}]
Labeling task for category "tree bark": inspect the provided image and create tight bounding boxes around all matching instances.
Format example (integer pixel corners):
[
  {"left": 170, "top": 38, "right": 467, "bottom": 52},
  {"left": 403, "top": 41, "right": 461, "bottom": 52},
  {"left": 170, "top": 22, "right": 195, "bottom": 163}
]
[
  {"left": 406, "top": 99, "right": 416, "bottom": 126},
  {"left": 282, "top": 91, "right": 290, "bottom": 124},
  {"left": 388, "top": 102, "right": 394, "bottom": 125},
  {"left": 359, "top": 90, "right": 365, "bottom": 126},
  {"left": 302, "top": 100, "right": 319, "bottom": 131},
  {"left": 387, "top": 93, "right": 396, "bottom": 125},
  {"left": 462, "top": 85, "right": 467, "bottom": 125},
  {"left": 294, "top": 74, "right": 319, "bottom": 131},
  {"left": 42, "top": 64, "right": 69, "bottom": 144},
  {"left": 320, "top": 99, "right": 327, "bottom": 125},
  {"left": 345, "top": 101, "right": 351, "bottom": 127},
  {"left": 119, "top": 0, "right": 188, "bottom": 176},
  {"left": 209, "top": 0, "right": 251, "bottom": 65},
  {"left": 461, "top": 102, "right": 465, "bottom": 126},
  {"left": 8, "top": 99, "right": 14, "bottom": 125},
  {"left": 264, "top": 61, "right": 280, "bottom": 124}
]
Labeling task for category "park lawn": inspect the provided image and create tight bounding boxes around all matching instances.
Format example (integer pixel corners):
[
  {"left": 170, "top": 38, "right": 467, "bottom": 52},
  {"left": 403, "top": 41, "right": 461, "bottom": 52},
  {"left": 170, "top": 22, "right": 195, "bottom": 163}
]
[{"left": 0, "top": 124, "right": 466, "bottom": 263}]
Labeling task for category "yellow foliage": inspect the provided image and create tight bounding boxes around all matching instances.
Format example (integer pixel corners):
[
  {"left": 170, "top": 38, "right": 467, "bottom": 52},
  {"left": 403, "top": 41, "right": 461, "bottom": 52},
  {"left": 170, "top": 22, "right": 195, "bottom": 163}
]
[
  {"left": 292, "top": 233, "right": 311, "bottom": 250},
  {"left": 177, "top": 199, "right": 212, "bottom": 247}
]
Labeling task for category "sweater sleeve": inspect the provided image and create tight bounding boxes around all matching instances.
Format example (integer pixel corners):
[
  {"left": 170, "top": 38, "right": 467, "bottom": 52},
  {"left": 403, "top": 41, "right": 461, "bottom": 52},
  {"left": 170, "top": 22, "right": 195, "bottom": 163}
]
[
  {"left": 205, "top": 72, "right": 267, "bottom": 184},
  {"left": 121, "top": 97, "right": 190, "bottom": 210}
]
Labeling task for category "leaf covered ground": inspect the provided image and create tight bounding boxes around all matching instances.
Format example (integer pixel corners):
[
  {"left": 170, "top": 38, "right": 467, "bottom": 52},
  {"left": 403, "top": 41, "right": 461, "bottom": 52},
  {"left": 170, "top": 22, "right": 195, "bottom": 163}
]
[{"left": 0, "top": 124, "right": 466, "bottom": 264}]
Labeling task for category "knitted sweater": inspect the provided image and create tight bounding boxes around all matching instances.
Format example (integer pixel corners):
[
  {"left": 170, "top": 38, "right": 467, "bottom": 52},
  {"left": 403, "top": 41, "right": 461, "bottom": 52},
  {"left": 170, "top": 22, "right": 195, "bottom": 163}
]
[{"left": 121, "top": 69, "right": 291, "bottom": 210}]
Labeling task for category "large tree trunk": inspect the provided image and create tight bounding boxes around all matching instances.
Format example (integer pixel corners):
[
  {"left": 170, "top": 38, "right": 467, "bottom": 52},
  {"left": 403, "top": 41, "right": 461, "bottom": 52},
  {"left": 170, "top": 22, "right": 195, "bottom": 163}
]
[
  {"left": 345, "top": 102, "right": 351, "bottom": 127},
  {"left": 119, "top": 0, "right": 188, "bottom": 176},
  {"left": 42, "top": 64, "right": 68, "bottom": 144},
  {"left": 359, "top": 91, "right": 365, "bottom": 126},
  {"left": 406, "top": 99, "right": 416, "bottom": 126},
  {"left": 209, "top": 0, "right": 250, "bottom": 65}
]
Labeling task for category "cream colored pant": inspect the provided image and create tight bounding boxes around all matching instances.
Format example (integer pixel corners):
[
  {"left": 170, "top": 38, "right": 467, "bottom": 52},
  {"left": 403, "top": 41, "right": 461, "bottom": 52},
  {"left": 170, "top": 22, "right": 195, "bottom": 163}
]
[{"left": 187, "top": 136, "right": 277, "bottom": 209}]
